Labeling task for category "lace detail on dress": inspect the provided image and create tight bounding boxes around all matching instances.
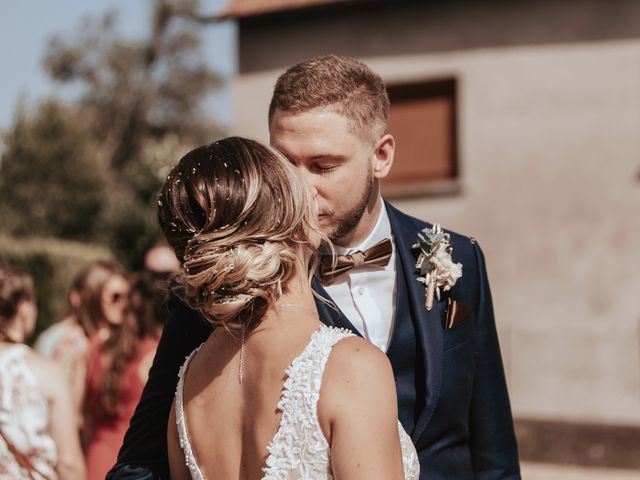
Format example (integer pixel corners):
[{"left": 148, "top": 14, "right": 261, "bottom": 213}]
[
  {"left": 175, "top": 326, "right": 420, "bottom": 480},
  {"left": 261, "top": 327, "right": 353, "bottom": 480},
  {"left": 399, "top": 421, "right": 420, "bottom": 480},
  {"left": 175, "top": 344, "right": 205, "bottom": 480}
]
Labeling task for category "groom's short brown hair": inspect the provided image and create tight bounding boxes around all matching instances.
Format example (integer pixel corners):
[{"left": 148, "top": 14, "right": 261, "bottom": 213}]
[{"left": 268, "top": 55, "right": 390, "bottom": 144}]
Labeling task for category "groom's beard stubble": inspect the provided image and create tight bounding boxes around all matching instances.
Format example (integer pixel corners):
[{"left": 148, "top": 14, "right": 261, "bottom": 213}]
[{"left": 326, "top": 167, "right": 374, "bottom": 245}]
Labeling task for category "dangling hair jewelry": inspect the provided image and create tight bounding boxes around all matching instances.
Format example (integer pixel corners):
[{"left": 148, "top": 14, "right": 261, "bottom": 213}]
[{"left": 238, "top": 323, "right": 246, "bottom": 384}]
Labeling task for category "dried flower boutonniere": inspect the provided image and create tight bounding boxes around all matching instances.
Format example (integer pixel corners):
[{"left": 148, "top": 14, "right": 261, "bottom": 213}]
[{"left": 413, "top": 224, "right": 462, "bottom": 311}]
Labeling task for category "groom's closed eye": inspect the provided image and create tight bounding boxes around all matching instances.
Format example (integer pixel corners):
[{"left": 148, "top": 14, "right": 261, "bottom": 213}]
[
  {"left": 309, "top": 155, "right": 346, "bottom": 174},
  {"left": 316, "top": 165, "right": 338, "bottom": 175}
]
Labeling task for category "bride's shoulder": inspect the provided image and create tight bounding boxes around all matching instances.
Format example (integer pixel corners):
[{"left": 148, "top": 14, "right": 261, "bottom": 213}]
[
  {"left": 326, "top": 334, "right": 388, "bottom": 367},
  {"left": 318, "top": 334, "right": 397, "bottom": 431},
  {"left": 322, "top": 334, "right": 395, "bottom": 397}
]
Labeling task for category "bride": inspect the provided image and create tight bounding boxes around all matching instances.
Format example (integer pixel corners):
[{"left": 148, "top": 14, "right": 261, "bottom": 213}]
[{"left": 159, "top": 137, "right": 419, "bottom": 480}]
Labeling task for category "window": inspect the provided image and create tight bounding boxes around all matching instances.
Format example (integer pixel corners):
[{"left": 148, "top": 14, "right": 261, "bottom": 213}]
[{"left": 383, "top": 78, "right": 459, "bottom": 197}]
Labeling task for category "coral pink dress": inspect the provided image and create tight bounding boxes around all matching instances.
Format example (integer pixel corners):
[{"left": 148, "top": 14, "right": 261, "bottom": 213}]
[{"left": 84, "top": 336, "right": 158, "bottom": 480}]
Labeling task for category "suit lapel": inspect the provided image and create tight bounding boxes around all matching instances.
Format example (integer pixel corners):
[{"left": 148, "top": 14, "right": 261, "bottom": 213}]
[
  {"left": 311, "top": 277, "right": 363, "bottom": 337},
  {"left": 386, "top": 203, "right": 445, "bottom": 443},
  {"left": 311, "top": 203, "right": 441, "bottom": 442}
]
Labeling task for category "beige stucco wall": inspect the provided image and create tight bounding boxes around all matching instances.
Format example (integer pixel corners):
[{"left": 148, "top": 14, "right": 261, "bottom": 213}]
[{"left": 228, "top": 32, "right": 640, "bottom": 425}]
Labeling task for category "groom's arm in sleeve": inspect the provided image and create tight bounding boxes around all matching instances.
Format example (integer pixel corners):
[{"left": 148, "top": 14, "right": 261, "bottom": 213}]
[
  {"left": 107, "top": 290, "right": 212, "bottom": 480},
  {"left": 468, "top": 242, "right": 521, "bottom": 480}
]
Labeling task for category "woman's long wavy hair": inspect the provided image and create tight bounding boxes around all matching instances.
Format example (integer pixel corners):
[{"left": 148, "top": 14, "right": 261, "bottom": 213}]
[
  {"left": 77, "top": 260, "right": 138, "bottom": 418},
  {"left": 158, "top": 137, "right": 326, "bottom": 333},
  {"left": 74, "top": 261, "right": 126, "bottom": 338}
]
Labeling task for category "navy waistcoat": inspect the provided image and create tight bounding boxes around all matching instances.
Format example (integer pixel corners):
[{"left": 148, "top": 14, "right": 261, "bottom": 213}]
[{"left": 386, "top": 254, "right": 425, "bottom": 436}]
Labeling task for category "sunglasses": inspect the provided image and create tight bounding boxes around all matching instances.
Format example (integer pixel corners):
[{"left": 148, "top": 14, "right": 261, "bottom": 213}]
[{"left": 106, "top": 291, "right": 129, "bottom": 304}]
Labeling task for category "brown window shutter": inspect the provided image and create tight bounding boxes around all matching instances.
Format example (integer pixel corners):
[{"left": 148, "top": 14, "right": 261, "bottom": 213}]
[{"left": 385, "top": 79, "right": 458, "bottom": 192}]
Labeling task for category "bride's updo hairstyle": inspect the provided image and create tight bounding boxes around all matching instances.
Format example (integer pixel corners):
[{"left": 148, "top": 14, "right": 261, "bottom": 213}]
[{"left": 158, "top": 137, "right": 321, "bottom": 333}]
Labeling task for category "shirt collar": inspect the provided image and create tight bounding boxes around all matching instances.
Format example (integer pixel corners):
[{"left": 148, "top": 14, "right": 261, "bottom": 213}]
[{"left": 335, "top": 200, "right": 391, "bottom": 255}]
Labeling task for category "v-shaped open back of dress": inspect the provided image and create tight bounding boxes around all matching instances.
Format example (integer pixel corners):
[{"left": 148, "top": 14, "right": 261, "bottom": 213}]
[{"left": 174, "top": 326, "right": 419, "bottom": 480}]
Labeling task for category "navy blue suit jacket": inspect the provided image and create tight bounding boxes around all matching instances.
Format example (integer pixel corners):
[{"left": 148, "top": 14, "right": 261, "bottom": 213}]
[{"left": 108, "top": 203, "right": 520, "bottom": 479}]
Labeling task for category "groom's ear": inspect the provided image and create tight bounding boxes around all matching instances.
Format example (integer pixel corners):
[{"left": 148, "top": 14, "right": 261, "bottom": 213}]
[{"left": 372, "top": 134, "right": 395, "bottom": 179}]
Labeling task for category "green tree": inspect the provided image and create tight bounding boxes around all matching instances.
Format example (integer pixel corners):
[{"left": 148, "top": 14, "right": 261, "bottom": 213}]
[
  {"left": 44, "top": 0, "right": 223, "bottom": 169},
  {"left": 0, "top": 0, "right": 224, "bottom": 268},
  {"left": 0, "top": 100, "right": 109, "bottom": 241}
]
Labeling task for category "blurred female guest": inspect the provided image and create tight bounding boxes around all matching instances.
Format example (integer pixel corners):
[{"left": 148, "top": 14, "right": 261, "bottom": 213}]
[
  {"left": 0, "top": 267, "right": 85, "bottom": 480},
  {"left": 35, "top": 267, "right": 93, "bottom": 415},
  {"left": 82, "top": 261, "right": 159, "bottom": 480}
]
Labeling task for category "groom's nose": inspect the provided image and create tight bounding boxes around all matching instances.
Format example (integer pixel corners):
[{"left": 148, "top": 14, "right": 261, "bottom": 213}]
[{"left": 298, "top": 169, "right": 320, "bottom": 197}]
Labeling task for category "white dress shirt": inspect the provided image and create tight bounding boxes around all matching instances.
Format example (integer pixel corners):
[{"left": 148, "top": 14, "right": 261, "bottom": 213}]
[{"left": 323, "top": 202, "right": 397, "bottom": 352}]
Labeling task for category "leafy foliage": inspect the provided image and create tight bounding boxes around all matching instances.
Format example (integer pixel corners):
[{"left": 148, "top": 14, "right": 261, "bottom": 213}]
[
  {"left": 43, "top": 1, "right": 222, "bottom": 169},
  {"left": 0, "top": 0, "right": 224, "bottom": 270},
  {"left": 0, "top": 100, "right": 109, "bottom": 241}
]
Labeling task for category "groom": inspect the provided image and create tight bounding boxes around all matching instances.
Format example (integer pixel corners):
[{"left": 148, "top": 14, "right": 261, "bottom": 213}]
[{"left": 109, "top": 55, "right": 520, "bottom": 480}]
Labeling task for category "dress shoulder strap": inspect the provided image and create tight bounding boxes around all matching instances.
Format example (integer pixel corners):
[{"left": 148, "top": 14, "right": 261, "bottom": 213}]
[
  {"left": 285, "top": 326, "right": 355, "bottom": 400},
  {"left": 175, "top": 343, "right": 205, "bottom": 480},
  {"left": 262, "top": 326, "right": 355, "bottom": 480}
]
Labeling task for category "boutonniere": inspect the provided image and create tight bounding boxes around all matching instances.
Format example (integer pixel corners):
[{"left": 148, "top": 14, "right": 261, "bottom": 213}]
[{"left": 413, "top": 224, "right": 463, "bottom": 311}]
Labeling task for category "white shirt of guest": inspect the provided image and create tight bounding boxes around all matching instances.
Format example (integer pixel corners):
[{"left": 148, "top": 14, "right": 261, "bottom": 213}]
[{"left": 323, "top": 201, "right": 397, "bottom": 352}]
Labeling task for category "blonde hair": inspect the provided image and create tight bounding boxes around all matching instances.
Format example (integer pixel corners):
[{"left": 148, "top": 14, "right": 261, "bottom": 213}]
[{"left": 158, "top": 137, "right": 324, "bottom": 332}]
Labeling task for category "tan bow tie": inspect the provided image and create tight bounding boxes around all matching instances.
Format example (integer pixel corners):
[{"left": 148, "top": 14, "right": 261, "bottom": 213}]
[{"left": 318, "top": 238, "right": 393, "bottom": 284}]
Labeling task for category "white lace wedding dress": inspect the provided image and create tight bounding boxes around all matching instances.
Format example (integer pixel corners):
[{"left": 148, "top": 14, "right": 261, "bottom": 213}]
[{"left": 175, "top": 326, "right": 420, "bottom": 480}]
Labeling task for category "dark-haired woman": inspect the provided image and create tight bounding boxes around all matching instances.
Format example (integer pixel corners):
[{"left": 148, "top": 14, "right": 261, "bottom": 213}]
[
  {"left": 0, "top": 267, "right": 85, "bottom": 480},
  {"left": 82, "top": 262, "right": 159, "bottom": 480},
  {"left": 161, "top": 137, "right": 418, "bottom": 480}
]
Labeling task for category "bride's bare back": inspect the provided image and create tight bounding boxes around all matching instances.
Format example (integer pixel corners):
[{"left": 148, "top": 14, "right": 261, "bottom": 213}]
[
  {"left": 168, "top": 318, "right": 321, "bottom": 479},
  {"left": 167, "top": 314, "right": 408, "bottom": 480}
]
